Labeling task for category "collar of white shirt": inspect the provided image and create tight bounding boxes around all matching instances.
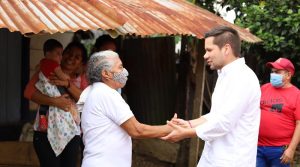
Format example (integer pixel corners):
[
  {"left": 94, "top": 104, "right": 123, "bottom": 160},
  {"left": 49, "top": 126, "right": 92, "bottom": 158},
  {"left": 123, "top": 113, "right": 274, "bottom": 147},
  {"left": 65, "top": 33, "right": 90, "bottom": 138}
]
[{"left": 217, "top": 58, "right": 245, "bottom": 77}]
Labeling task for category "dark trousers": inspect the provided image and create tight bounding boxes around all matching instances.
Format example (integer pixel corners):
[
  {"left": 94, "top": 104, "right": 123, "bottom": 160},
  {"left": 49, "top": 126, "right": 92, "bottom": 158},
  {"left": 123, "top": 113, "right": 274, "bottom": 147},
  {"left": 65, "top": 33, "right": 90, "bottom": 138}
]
[{"left": 33, "top": 131, "right": 80, "bottom": 167}]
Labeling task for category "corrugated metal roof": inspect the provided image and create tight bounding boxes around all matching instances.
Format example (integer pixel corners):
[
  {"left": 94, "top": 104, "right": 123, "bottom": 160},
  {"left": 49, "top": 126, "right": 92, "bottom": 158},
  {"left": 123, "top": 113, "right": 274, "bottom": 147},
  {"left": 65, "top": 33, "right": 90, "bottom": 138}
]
[{"left": 0, "top": 0, "right": 261, "bottom": 42}]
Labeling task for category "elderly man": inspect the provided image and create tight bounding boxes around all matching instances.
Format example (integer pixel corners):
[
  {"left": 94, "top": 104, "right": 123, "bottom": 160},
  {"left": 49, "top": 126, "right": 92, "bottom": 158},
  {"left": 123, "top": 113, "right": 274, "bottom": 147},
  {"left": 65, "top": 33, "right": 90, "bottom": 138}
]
[
  {"left": 80, "top": 50, "right": 171, "bottom": 167},
  {"left": 257, "top": 58, "right": 300, "bottom": 167},
  {"left": 162, "top": 26, "right": 261, "bottom": 167}
]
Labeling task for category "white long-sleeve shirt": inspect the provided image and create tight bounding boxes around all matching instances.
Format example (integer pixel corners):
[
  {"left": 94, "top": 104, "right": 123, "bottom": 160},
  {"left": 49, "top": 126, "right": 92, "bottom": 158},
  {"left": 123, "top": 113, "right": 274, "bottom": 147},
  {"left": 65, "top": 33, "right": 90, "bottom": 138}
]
[{"left": 196, "top": 58, "right": 261, "bottom": 167}]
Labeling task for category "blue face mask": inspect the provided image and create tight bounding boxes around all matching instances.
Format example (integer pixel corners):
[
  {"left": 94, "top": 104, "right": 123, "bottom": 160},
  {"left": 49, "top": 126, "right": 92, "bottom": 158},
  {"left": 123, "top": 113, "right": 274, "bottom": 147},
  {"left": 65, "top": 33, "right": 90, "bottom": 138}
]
[
  {"left": 270, "top": 73, "right": 283, "bottom": 88},
  {"left": 116, "top": 88, "right": 122, "bottom": 94}
]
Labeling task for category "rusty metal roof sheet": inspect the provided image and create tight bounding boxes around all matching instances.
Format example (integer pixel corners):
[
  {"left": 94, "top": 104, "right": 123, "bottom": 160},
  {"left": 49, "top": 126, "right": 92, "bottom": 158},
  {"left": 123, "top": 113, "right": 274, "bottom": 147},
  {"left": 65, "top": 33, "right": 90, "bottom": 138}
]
[{"left": 0, "top": 0, "right": 261, "bottom": 42}]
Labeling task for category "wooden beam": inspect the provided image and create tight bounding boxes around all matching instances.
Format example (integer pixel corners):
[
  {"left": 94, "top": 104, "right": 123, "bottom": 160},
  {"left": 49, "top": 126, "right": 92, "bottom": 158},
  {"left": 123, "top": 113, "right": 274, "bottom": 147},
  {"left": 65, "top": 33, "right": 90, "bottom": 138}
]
[{"left": 188, "top": 39, "right": 206, "bottom": 167}]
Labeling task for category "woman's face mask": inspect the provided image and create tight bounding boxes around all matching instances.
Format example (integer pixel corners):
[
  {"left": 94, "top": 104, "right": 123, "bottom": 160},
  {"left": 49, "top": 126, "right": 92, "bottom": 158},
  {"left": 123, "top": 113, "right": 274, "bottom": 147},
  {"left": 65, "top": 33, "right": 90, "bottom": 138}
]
[
  {"left": 270, "top": 73, "right": 284, "bottom": 88},
  {"left": 112, "top": 68, "right": 129, "bottom": 85}
]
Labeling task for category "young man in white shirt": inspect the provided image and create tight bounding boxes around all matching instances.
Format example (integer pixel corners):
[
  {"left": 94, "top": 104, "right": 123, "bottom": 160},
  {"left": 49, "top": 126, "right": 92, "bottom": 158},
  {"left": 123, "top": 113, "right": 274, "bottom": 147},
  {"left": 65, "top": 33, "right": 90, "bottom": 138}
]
[
  {"left": 80, "top": 50, "right": 172, "bottom": 167},
  {"left": 162, "top": 26, "right": 261, "bottom": 167}
]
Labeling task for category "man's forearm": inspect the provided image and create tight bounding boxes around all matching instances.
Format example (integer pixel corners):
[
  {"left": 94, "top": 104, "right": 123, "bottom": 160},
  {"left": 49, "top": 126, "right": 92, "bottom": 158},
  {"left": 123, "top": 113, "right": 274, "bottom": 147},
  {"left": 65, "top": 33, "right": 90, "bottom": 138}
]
[{"left": 189, "top": 116, "right": 207, "bottom": 128}]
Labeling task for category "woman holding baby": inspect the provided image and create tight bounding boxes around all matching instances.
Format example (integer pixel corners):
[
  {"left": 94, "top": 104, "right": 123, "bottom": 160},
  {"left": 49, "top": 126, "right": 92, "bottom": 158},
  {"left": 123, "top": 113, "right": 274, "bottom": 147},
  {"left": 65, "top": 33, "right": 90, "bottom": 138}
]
[{"left": 24, "top": 39, "right": 88, "bottom": 167}]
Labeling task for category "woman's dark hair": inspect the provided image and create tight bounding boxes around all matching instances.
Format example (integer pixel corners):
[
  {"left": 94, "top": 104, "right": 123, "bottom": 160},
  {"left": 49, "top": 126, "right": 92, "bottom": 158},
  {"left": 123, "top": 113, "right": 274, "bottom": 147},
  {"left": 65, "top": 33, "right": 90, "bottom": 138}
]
[
  {"left": 43, "top": 39, "right": 63, "bottom": 55},
  {"left": 91, "top": 35, "right": 116, "bottom": 54},
  {"left": 94, "top": 35, "right": 115, "bottom": 49},
  {"left": 63, "top": 41, "right": 88, "bottom": 64}
]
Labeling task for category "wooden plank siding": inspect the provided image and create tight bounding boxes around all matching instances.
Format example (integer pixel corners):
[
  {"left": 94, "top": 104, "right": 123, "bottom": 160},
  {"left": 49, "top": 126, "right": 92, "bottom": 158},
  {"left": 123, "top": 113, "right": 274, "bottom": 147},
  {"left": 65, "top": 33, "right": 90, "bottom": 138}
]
[
  {"left": 120, "top": 37, "right": 176, "bottom": 125},
  {"left": 188, "top": 39, "right": 206, "bottom": 167},
  {"left": 0, "top": 29, "right": 22, "bottom": 125}
]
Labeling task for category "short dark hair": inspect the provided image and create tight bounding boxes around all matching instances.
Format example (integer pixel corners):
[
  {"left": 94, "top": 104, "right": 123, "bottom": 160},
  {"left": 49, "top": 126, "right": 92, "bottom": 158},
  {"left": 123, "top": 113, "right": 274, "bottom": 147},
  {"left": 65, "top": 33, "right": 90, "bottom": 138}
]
[
  {"left": 43, "top": 39, "right": 63, "bottom": 56},
  {"left": 91, "top": 35, "right": 116, "bottom": 54},
  {"left": 63, "top": 41, "right": 88, "bottom": 64},
  {"left": 205, "top": 26, "right": 241, "bottom": 57}
]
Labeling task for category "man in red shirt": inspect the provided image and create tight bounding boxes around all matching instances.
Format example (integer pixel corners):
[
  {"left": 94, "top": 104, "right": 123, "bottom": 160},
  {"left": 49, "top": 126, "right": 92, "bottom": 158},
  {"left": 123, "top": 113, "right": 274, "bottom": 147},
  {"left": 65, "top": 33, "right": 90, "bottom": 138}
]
[{"left": 257, "top": 58, "right": 300, "bottom": 167}]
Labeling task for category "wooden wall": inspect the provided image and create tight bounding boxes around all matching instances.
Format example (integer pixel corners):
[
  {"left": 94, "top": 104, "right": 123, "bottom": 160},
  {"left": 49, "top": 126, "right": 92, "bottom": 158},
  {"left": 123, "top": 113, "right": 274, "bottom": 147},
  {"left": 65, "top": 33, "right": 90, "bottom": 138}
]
[
  {"left": 120, "top": 37, "right": 176, "bottom": 125},
  {"left": 0, "top": 29, "right": 22, "bottom": 125}
]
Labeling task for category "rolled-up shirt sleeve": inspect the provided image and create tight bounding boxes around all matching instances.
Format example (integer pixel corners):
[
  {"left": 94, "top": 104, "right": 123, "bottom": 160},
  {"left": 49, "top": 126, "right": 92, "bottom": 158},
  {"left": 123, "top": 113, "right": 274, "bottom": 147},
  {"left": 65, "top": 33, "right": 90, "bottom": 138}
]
[{"left": 196, "top": 113, "right": 233, "bottom": 142}]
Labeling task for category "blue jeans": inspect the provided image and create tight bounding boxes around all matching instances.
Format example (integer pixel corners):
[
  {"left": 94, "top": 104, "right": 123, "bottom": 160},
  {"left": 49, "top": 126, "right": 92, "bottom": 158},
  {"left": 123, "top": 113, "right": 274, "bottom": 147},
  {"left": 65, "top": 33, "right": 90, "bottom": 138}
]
[{"left": 257, "top": 146, "right": 290, "bottom": 167}]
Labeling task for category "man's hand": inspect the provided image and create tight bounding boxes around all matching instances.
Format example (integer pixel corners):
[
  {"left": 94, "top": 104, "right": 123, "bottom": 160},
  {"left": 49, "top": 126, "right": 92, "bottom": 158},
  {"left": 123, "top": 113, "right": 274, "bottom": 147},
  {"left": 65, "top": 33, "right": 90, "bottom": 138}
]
[
  {"left": 280, "top": 147, "right": 295, "bottom": 164},
  {"left": 170, "top": 113, "right": 190, "bottom": 129},
  {"left": 161, "top": 121, "right": 194, "bottom": 142}
]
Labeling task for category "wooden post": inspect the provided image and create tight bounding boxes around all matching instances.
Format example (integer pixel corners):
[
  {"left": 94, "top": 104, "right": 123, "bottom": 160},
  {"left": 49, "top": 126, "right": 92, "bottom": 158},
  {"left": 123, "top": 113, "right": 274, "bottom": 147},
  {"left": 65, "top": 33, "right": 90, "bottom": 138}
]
[{"left": 188, "top": 39, "right": 206, "bottom": 167}]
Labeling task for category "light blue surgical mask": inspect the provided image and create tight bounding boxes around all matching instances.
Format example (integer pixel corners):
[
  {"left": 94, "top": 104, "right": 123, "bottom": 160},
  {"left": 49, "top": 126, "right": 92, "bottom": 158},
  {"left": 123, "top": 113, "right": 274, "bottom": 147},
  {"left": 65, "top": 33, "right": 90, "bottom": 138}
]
[
  {"left": 270, "top": 73, "right": 283, "bottom": 88},
  {"left": 117, "top": 88, "right": 122, "bottom": 94}
]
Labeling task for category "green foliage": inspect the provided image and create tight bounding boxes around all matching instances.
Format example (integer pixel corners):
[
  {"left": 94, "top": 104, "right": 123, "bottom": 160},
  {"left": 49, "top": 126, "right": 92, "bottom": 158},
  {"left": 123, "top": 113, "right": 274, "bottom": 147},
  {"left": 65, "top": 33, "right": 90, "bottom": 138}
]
[
  {"left": 235, "top": 1, "right": 300, "bottom": 55},
  {"left": 190, "top": 0, "right": 218, "bottom": 13},
  {"left": 192, "top": 0, "right": 300, "bottom": 87},
  {"left": 233, "top": 1, "right": 300, "bottom": 86}
]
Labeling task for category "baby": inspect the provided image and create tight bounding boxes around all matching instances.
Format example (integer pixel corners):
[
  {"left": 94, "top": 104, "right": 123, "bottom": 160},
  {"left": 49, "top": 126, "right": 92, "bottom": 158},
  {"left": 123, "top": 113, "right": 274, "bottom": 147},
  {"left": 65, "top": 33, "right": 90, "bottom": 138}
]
[{"left": 36, "top": 39, "right": 79, "bottom": 132}]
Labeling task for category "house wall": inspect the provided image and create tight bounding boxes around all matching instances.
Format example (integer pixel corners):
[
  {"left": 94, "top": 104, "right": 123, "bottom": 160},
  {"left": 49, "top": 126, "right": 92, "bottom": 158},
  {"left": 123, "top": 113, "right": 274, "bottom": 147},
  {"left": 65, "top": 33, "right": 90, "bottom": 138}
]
[
  {"left": 0, "top": 29, "right": 22, "bottom": 125},
  {"left": 120, "top": 37, "right": 177, "bottom": 125}
]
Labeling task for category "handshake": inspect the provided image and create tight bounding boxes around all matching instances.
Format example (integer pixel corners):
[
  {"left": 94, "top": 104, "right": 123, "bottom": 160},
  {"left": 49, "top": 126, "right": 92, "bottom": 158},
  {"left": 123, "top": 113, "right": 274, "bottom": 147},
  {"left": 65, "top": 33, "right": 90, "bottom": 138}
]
[{"left": 160, "top": 113, "right": 206, "bottom": 143}]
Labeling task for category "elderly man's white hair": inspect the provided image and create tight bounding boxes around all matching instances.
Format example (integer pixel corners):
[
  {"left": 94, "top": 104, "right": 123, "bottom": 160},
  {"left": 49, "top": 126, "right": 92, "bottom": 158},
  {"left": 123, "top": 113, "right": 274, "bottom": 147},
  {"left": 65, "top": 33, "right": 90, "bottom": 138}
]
[{"left": 87, "top": 50, "right": 119, "bottom": 84}]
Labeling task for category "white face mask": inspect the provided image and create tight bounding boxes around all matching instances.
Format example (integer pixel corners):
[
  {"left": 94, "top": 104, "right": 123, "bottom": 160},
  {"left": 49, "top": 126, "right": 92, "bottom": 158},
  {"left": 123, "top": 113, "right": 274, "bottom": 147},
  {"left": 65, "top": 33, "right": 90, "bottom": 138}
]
[{"left": 112, "top": 68, "right": 129, "bottom": 85}]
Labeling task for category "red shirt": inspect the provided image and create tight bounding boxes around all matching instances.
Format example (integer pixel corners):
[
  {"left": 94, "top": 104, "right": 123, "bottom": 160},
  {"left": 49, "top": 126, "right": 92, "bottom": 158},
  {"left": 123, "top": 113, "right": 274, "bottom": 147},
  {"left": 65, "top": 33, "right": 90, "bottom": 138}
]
[
  {"left": 258, "top": 83, "right": 300, "bottom": 146},
  {"left": 40, "top": 58, "right": 60, "bottom": 78}
]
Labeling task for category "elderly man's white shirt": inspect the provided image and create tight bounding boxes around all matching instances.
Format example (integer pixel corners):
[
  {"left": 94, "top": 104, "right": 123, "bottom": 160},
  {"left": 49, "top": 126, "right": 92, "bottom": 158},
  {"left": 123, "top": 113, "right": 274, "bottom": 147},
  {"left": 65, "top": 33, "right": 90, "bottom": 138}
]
[
  {"left": 81, "top": 82, "right": 134, "bottom": 167},
  {"left": 196, "top": 58, "right": 261, "bottom": 167}
]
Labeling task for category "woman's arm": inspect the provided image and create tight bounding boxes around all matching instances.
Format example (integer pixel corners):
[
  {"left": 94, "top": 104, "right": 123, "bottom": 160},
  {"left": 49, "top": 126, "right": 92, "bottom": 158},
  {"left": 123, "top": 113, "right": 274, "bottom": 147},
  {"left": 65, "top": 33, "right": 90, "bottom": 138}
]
[
  {"left": 24, "top": 72, "right": 72, "bottom": 109},
  {"left": 121, "top": 117, "right": 172, "bottom": 139},
  {"left": 66, "top": 81, "right": 83, "bottom": 101},
  {"left": 31, "top": 91, "right": 72, "bottom": 110},
  {"left": 48, "top": 77, "right": 83, "bottom": 101},
  {"left": 54, "top": 66, "right": 70, "bottom": 81},
  {"left": 24, "top": 72, "right": 39, "bottom": 100}
]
